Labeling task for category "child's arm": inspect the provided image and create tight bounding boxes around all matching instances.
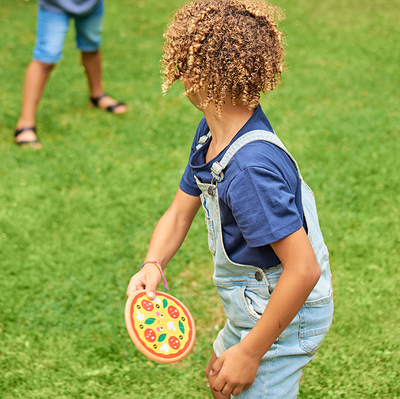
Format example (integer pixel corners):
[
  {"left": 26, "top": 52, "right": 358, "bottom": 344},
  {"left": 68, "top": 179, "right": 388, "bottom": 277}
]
[
  {"left": 126, "top": 188, "right": 201, "bottom": 299},
  {"left": 208, "top": 227, "right": 321, "bottom": 397}
]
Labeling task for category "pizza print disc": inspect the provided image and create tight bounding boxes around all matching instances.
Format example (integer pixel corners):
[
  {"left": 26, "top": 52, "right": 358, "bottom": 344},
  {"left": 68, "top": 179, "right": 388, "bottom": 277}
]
[{"left": 125, "top": 290, "right": 196, "bottom": 363}]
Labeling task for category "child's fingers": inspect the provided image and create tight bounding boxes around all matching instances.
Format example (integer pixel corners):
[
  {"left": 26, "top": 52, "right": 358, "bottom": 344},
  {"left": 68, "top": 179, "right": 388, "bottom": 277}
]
[
  {"left": 126, "top": 264, "right": 162, "bottom": 299},
  {"left": 209, "top": 355, "right": 223, "bottom": 377},
  {"left": 126, "top": 275, "right": 145, "bottom": 297},
  {"left": 145, "top": 271, "right": 161, "bottom": 299}
]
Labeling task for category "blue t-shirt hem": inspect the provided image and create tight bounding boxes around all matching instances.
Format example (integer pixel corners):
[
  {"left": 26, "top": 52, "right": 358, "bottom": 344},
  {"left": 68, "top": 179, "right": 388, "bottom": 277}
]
[
  {"left": 179, "top": 180, "right": 201, "bottom": 197},
  {"left": 245, "top": 218, "right": 303, "bottom": 247}
]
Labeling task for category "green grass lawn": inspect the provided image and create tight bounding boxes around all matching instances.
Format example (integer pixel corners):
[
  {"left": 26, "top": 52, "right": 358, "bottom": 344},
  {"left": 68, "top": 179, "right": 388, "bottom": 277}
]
[{"left": 1, "top": 0, "right": 399, "bottom": 398}]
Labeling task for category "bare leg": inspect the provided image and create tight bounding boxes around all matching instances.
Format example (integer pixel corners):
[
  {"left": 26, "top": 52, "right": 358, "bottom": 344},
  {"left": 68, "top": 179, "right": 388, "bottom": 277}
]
[
  {"left": 15, "top": 60, "right": 55, "bottom": 148},
  {"left": 81, "top": 50, "right": 127, "bottom": 114},
  {"left": 206, "top": 352, "right": 229, "bottom": 399}
]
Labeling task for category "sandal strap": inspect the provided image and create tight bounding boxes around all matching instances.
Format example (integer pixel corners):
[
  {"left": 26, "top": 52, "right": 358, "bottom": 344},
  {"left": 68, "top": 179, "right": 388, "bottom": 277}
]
[
  {"left": 90, "top": 93, "right": 108, "bottom": 107},
  {"left": 90, "top": 95, "right": 126, "bottom": 113},
  {"left": 15, "top": 126, "right": 36, "bottom": 138},
  {"left": 15, "top": 140, "right": 40, "bottom": 146},
  {"left": 106, "top": 102, "right": 125, "bottom": 112}
]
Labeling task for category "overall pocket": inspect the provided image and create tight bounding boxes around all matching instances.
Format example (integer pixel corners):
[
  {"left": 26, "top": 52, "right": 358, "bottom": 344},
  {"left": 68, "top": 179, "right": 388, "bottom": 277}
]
[
  {"left": 215, "top": 283, "right": 270, "bottom": 329},
  {"left": 243, "top": 285, "right": 270, "bottom": 319},
  {"left": 299, "top": 298, "right": 334, "bottom": 355}
]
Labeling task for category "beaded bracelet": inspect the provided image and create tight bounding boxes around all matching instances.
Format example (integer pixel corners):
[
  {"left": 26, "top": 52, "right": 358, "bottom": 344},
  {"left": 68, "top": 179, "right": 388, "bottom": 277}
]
[{"left": 141, "top": 260, "right": 169, "bottom": 291}]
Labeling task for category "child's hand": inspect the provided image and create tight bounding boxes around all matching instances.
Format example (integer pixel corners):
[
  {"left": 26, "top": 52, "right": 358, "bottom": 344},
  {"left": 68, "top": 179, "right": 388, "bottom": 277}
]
[
  {"left": 126, "top": 263, "right": 162, "bottom": 299},
  {"left": 209, "top": 343, "right": 261, "bottom": 397}
]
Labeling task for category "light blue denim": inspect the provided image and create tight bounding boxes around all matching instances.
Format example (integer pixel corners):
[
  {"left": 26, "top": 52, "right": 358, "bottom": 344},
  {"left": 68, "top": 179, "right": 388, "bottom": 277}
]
[
  {"left": 195, "top": 130, "right": 334, "bottom": 399},
  {"left": 33, "top": 0, "right": 104, "bottom": 64}
]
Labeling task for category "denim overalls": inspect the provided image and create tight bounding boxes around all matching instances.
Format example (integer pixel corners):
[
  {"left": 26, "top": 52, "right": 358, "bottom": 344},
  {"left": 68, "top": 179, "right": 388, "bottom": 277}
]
[{"left": 195, "top": 130, "right": 333, "bottom": 399}]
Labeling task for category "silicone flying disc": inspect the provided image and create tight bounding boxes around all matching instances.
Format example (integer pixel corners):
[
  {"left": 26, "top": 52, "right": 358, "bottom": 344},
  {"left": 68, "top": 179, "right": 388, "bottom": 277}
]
[{"left": 125, "top": 290, "right": 196, "bottom": 363}]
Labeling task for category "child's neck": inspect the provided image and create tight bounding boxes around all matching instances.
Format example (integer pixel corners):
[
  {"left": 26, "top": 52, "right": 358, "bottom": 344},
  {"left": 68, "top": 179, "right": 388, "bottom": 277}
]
[{"left": 203, "top": 101, "right": 255, "bottom": 163}]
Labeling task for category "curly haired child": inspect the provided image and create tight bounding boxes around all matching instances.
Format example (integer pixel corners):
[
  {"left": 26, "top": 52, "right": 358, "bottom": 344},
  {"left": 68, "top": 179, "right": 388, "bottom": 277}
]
[{"left": 126, "top": 0, "right": 333, "bottom": 397}]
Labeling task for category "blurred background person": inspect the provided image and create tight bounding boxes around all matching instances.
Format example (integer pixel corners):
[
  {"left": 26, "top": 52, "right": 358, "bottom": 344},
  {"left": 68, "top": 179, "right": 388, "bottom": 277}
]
[{"left": 14, "top": 0, "right": 127, "bottom": 149}]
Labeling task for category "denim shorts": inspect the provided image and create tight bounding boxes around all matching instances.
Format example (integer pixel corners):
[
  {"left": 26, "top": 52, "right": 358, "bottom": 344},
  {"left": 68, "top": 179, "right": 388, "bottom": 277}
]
[
  {"left": 213, "top": 265, "right": 333, "bottom": 399},
  {"left": 33, "top": 0, "right": 104, "bottom": 64}
]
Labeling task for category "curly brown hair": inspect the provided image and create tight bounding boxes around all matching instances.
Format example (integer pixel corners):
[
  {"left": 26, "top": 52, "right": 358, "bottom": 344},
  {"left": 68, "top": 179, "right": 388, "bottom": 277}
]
[{"left": 161, "top": 0, "right": 285, "bottom": 114}]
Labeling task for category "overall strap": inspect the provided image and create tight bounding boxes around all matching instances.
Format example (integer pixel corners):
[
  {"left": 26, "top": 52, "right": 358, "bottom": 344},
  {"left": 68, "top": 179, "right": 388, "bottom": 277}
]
[
  {"left": 196, "top": 132, "right": 212, "bottom": 150},
  {"left": 210, "top": 130, "right": 303, "bottom": 182}
]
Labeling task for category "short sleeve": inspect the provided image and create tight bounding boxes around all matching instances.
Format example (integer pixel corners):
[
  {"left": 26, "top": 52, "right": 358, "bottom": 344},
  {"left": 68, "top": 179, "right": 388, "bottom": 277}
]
[
  {"left": 178, "top": 119, "right": 209, "bottom": 197},
  {"left": 226, "top": 166, "right": 303, "bottom": 247},
  {"left": 179, "top": 164, "right": 202, "bottom": 196}
]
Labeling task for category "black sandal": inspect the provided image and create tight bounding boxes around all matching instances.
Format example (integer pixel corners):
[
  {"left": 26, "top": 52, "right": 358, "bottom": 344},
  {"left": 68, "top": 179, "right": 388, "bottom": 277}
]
[
  {"left": 14, "top": 127, "right": 41, "bottom": 148},
  {"left": 90, "top": 94, "right": 126, "bottom": 113}
]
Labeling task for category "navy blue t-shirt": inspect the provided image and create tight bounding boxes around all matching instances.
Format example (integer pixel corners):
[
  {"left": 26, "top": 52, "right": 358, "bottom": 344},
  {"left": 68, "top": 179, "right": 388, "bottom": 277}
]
[
  {"left": 180, "top": 105, "right": 305, "bottom": 269},
  {"left": 38, "top": 0, "right": 101, "bottom": 16}
]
